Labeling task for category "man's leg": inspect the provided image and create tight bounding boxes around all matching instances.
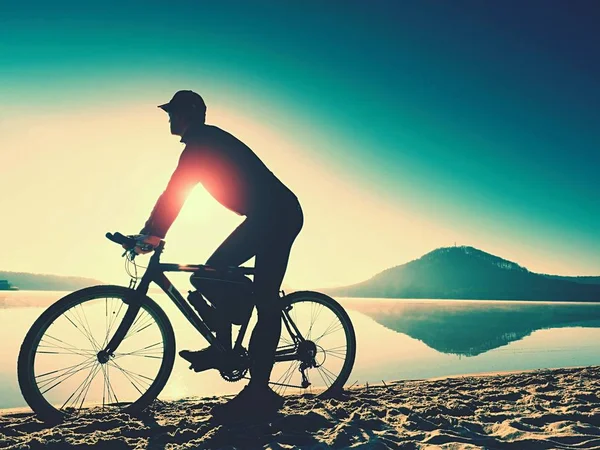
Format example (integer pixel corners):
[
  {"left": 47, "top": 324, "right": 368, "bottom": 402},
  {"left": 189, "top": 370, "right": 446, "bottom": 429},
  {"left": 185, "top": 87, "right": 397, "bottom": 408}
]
[
  {"left": 248, "top": 206, "right": 304, "bottom": 387},
  {"left": 206, "top": 217, "right": 296, "bottom": 379},
  {"left": 247, "top": 242, "right": 293, "bottom": 386},
  {"left": 206, "top": 219, "right": 259, "bottom": 349},
  {"left": 180, "top": 218, "right": 258, "bottom": 369},
  {"left": 211, "top": 205, "right": 303, "bottom": 420},
  {"left": 206, "top": 218, "right": 258, "bottom": 269}
]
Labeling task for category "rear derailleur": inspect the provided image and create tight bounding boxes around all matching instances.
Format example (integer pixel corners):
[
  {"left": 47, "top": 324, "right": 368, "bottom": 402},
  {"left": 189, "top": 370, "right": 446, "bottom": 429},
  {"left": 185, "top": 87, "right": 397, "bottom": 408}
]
[{"left": 297, "top": 340, "right": 319, "bottom": 388}]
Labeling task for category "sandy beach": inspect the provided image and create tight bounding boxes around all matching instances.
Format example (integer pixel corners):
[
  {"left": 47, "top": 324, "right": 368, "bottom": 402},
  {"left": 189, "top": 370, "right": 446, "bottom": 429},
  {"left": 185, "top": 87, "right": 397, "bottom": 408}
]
[{"left": 1, "top": 366, "right": 600, "bottom": 449}]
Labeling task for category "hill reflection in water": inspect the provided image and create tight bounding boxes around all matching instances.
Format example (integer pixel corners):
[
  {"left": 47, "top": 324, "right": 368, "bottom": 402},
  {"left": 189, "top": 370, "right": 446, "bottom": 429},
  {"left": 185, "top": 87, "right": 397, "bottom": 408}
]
[{"left": 341, "top": 298, "right": 600, "bottom": 357}]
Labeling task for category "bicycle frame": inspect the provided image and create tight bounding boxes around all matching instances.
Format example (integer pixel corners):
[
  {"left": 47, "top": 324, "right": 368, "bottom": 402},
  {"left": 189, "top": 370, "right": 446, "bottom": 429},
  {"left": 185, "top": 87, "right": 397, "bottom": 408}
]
[{"left": 103, "top": 241, "right": 304, "bottom": 363}]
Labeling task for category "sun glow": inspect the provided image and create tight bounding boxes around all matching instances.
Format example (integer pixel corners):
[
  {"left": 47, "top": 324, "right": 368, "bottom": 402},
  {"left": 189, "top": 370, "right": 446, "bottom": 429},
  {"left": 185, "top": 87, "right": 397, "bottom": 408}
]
[{"left": 0, "top": 98, "right": 522, "bottom": 290}]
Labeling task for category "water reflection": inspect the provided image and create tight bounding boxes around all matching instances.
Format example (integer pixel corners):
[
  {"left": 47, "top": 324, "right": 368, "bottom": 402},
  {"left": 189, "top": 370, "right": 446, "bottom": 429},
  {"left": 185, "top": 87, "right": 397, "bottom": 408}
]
[
  {"left": 3, "top": 293, "right": 600, "bottom": 410},
  {"left": 342, "top": 298, "right": 600, "bottom": 356}
]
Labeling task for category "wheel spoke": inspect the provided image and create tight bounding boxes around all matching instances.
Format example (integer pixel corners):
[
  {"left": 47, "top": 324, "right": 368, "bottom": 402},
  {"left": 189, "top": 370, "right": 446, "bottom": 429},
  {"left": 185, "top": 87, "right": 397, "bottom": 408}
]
[
  {"left": 272, "top": 361, "right": 301, "bottom": 395},
  {"left": 39, "top": 339, "right": 96, "bottom": 358},
  {"left": 58, "top": 361, "right": 101, "bottom": 410},
  {"left": 123, "top": 312, "right": 155, "bottom": 341},
  {"left": 324, "top": 344, "right": 347, "bottom": 352},
  {"left": 76, "top": 364, "right": 103, "bottom": 411},
  {"left": 323, "top": 352, "right": 346, "bottom": 361},
  {"left": 309, "top": 304, "right": 326, "bottom": 340},
  {"left": 78, "top": 304, "right": 102, "bottom": 352},
  {"left": 37, "top": 359, "right": 94, "bottom": 380},
  {"left": 315, "top": 365, "right": 332, "bottom": 387},
  {"left": 118, "top": 365, "right": 155, "bottom": 383},
  {"left": 103, "top": 299, "right": 125, "bottom": 348},
  {"left": 122, "top": 308, "right": 144, "bottom": 341},
  {"left": 38, "top": 357, "right": 97, "bottom": 392},
  {"left": 24, "top": 290, "right": 170, "bottom": 422},
  {"left": 271, "top": 296, "right": 354, "bottom": 397},
  {"left": 101, "top": 363, "right": 120, "bottom": 407},
  {"left": 325, "top": 347, "right": 347, "bottom": 357},
  {"left": 281, "top": 361, "right": 300, "bottom": 394},
  {"left": 70, "top": 305, "right": 100, "bottom": 352},
  {"left": 114, "top": 342, "right": 164, "bottom": 359},
  {"left": 108, "top": 365, "right": 143, "bottom": 395},
  {"left": 102, "top": 363, "right": 106, "bottom": 408},
  {"left": 274, "top": 361, "right": 297, "bottom": 387},
  {"left": 38, "top": 349, "right": 95, "bottom": 356},
  {"left": 104, "top": 297, "right": 108, "bottom": 348},
  {"left": 107, "top": 364, "right": 120, "bottom": 405},
  {"left": 43, "top": 334, "right": 94, "bottom": 352},
  {"left": 113, "top": 353, "right": 162, "bottom": 360},
  {"left": 317, "top": 364, "right": 338, "bottom": 387},
  {"left": 63, "top": 311, "right": 100, "bottom": 351},
  {"left": 279, "top": 333, "right": 294, "bottom": 346},
  {"left": 313, "top": 318, "right": 344, "bottom": 343}
]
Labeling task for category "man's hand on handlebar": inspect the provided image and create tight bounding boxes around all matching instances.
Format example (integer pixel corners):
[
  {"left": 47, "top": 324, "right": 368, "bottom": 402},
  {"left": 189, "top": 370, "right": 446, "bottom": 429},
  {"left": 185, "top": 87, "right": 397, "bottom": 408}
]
[
  {"left": 127, "top": 234, "right": 162, "bottom": 255},
  {"left": 105, "top": 232, "right": 163, "bottom": 257}
]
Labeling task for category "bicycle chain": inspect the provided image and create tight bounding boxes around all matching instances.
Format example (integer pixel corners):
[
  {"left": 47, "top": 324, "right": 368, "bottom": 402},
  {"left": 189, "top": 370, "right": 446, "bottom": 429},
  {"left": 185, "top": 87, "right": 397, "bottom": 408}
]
[
  {"left": 220, "top": 367, "right": 249, "bottom": 382},
  {"left": 219, "top": 348, "right": 250, "bottom": 382}
]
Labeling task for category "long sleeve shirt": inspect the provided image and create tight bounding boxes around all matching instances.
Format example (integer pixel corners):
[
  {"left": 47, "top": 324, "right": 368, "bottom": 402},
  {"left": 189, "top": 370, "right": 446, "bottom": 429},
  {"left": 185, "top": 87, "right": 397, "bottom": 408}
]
[{"left": 141, "top": 123, "right": 298, "bottom": 238}]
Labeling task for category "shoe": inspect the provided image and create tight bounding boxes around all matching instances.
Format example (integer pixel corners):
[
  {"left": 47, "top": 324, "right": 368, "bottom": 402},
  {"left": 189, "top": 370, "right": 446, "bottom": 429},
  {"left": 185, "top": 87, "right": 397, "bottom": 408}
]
[
  {"left": 179, "top": 346, "right": 221, "bottom": 372},
  {"left": 211, "top": 384, "right": 285, "bottom": 423}
]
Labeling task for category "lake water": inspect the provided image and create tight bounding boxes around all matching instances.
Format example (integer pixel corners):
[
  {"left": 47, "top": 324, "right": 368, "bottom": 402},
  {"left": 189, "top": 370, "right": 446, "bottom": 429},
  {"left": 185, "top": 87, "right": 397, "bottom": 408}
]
[{"left": 2, "top": 290, "right": 600, "bottom": 409}]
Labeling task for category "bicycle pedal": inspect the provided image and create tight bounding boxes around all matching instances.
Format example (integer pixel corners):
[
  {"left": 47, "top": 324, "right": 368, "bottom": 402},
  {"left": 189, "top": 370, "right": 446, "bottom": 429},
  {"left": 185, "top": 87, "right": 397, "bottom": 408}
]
[
  {"left": 186, "top": 361, "right": 214, "bottom": 373},
  {"left": 179, "top": 349, "right": 220, "bottom": 373}
]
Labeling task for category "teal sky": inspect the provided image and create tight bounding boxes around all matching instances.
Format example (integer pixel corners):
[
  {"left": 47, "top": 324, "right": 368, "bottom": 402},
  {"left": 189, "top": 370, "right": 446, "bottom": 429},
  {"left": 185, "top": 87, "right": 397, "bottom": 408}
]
[{"left": 1, "top": 1, "right": 599, "bottom": 283}]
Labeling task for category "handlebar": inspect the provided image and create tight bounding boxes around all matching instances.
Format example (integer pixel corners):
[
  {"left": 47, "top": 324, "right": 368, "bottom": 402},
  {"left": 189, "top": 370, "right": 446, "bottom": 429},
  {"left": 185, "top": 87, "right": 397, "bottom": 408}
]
[
  {"left": 106, "top": 232, "right": 137, "bottom": 250},
  {"left": 106, "top": 232, "right": 164, "bottom": 258}
]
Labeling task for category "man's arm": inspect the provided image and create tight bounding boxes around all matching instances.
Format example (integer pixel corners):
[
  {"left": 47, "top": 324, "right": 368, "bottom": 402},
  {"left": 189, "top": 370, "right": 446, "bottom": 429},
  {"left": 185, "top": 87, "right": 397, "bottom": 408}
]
[{"left": 140, "top": 147, "right": 201, "bottom": 238}]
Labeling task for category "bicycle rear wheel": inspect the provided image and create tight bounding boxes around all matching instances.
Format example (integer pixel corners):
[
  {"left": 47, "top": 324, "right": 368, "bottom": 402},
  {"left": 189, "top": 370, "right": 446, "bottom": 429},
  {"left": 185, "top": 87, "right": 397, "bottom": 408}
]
[
  {"left": 17, "top": 285, "right": 176, "bottom": 423},
  {"left": 270, "top": 291, "right": 356, "bottom": 397}
]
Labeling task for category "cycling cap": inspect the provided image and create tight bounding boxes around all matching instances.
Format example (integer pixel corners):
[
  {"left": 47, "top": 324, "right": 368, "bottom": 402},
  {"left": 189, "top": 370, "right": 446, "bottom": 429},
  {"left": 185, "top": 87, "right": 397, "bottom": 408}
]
[{"left": 158, "top": 90, "right": 207, "bottom": 115}]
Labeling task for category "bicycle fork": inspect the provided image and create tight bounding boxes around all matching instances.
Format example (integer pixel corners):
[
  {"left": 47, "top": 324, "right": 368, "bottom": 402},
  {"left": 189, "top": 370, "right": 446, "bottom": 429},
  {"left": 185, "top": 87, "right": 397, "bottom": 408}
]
[{"left": 100, "top": 295, "right": 143, "bottom": 362}]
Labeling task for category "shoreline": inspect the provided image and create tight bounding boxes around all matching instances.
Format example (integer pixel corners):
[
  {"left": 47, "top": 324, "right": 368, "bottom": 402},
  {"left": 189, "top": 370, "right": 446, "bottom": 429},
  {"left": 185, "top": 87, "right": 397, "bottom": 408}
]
[
  {"left": 3, "top": 292, "right": 600, "bottom": 310},
  {"left": 1, "top": 364, "right": 591, "bottom": 416},
  {"left": 2, "top": 365, "right": 600, "bottom": 449}
]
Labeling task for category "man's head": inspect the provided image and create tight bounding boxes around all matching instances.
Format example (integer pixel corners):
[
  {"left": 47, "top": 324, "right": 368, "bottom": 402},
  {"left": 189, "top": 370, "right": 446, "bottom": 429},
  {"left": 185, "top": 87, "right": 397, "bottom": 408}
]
[{"left": 158, "top": 90, "right": 207, "bottom": 137}]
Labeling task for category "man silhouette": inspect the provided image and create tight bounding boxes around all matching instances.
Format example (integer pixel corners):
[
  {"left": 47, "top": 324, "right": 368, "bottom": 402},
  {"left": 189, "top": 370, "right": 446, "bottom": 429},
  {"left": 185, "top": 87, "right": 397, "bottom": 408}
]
[{"left": 137, "top": 90, "right": 303, "bottom": 420}]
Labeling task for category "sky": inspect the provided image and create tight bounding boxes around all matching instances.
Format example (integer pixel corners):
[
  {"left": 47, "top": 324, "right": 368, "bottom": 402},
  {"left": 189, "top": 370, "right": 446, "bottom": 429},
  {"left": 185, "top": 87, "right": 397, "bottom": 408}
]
[{"left": 1, "top": 0, "right": 599, "bottom": 289}]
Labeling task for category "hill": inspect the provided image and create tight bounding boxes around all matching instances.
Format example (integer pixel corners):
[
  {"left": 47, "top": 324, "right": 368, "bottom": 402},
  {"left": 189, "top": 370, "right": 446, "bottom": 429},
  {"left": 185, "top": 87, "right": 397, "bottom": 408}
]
[
  {"left": 0, "top": 271, "right": 104, "bottom": 291},
  {"left": 323, "top": 246, "right": 600, "bottom": 301},
  {"left": 543, "top": 275, "right": 600, "bottom": 285}
]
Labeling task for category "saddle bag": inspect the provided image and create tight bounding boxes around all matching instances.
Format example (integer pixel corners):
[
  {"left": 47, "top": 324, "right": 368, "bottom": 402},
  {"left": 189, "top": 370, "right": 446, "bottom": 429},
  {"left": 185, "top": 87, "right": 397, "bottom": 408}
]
[{"left": 190, "top": 267, "right": 254, "bottom": 325}]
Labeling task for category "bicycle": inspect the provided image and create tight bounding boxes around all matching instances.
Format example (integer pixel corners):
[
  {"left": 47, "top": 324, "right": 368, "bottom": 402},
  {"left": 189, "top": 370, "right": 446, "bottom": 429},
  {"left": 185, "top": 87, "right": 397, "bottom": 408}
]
[{"left": 17, "top": 232, "right": 356, "bottom": 423}]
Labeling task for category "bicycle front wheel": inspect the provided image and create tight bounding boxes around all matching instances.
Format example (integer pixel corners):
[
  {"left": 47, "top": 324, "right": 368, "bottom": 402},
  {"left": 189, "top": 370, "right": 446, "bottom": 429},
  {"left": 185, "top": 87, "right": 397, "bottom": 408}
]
[
  {"left": 270, "top": 291, "right": 356, "bottom": 397},
  {"left": 17, "top": 285, "right": 176, "bottom": 423}
]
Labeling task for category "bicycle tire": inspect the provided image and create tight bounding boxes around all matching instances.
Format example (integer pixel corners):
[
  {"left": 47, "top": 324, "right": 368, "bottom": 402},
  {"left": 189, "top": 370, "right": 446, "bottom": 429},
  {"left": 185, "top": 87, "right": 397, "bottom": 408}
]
[
  {"left": 269, "top": 290, "right": 356, "bottom": 397},
  {"left": 17, "top": 285, "right": 176, "bottom": 423}
]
